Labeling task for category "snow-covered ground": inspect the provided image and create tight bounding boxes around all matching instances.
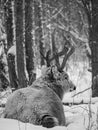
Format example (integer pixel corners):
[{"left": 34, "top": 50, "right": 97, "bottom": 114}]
[
  {"left": 0, "top": 89, "right": 98, "bottom": 130},
  {"left": 0, "top": 118, "right": 86, "bottom": 130},
  {"left": 66, "top": 60, "right": 92, "bottom": 98},
  {"left": 0, "top": 101, "right": 97, "bottom": 130},
  {"left": 64, "top": 103, "right": 98, "bottom": 130}
]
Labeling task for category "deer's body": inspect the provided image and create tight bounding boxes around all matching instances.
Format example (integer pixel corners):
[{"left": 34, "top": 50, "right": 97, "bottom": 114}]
[
  {"left": 4, "top": 86, "right": 65, "bottom": 127},
  {"left": 4, "top": 67, "right": 76, "bottom": 128}
]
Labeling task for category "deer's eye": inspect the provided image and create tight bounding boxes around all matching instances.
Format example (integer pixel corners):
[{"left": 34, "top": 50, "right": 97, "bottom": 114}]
[{"left": 63, "top": 73, "right": 68, "bottom": 80}]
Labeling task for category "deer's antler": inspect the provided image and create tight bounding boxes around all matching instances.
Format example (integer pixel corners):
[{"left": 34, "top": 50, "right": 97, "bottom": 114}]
[
  {"left": 60, "top": 38, "right": 75, "bottom": 71},
  {"left": 40, "top": 30, "right": 75, "bottom": 72}
]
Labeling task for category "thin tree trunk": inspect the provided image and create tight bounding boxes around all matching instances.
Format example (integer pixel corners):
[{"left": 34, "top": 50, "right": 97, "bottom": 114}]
[
  {"left": 15, "top": 0, "right": 27, "bottom": 88},
  {"left": 25, "top": 0, "right": 36, "bottom": 84},
  {"left": 35, "top": 0, "right": 45, "bottom": 66},
  {"left": 48, "top": 5, "right": 52, "bottom": 54}
]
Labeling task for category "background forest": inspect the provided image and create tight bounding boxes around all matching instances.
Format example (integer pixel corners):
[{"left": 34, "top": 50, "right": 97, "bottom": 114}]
[{"left": 0, "top": 0, "right": 98, "bottom": 98}]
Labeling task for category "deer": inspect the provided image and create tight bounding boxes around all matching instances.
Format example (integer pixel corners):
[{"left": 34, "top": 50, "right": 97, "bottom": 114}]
[{"left": 4, "top": 30, "right": 76, "bottom": 128}]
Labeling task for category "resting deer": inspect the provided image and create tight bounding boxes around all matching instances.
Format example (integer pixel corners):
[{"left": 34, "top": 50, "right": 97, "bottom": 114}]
[{"left": 4, "top": 31, "right": 75, "bottom": 128}]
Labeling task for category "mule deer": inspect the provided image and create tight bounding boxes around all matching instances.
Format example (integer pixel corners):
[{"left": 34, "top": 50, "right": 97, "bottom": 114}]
[{"left": 4, "top": 30, "right": 75, "bottom": 128}]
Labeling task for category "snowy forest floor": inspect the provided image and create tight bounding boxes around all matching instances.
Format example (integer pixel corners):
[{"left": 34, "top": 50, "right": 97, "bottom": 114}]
[{"left": 0, "top": 88, "right": 98, "bottom": 130}]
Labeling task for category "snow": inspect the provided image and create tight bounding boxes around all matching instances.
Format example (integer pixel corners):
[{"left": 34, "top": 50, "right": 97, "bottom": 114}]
[
  {"left": 0, "top": 118, "right": 86, "bottom": 130},
  {"left": 7, "top": 45, "right": 16, "bottom": 56},
  {"left": 0, "top": 45, "right": 4, "bottom": 56},
  {"left": 64, "top": 102, "right": 98, "bottom": 130},
  {"left": 67, "top": 123, "right": 86, "bottom": 130},
  {"left": 0, "top": 87, "right": 12, "bottom": 106},
  {"left": 0, "top": 118, "right": 47, "bottom": 130},
  {"left": 66, "top": 60, "right": 92, "bottom": 98},
  {"left": 36, "top": 65, "right": 47, "bottom": 79}
]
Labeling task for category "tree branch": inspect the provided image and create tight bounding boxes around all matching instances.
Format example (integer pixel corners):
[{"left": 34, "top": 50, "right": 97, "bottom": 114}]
[
  {"left": 81, "top": 0, "right": 91, "bottom": 25},
  {"left": 72, "top": 87, "right": 92, "bottom": 97}
]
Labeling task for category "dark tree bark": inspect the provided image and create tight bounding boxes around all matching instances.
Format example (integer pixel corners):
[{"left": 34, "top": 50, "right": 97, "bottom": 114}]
[
  {"left": 91, "top": 0, "right": 98, "bottom": 78},
  {"left": 15, "top": 0, "right": 27, "bottom": 88},
  {"left": 4, "top": 0, "right": 18, "bottom": 89},
  {"left": 25, "top": 0, "right": 36, "bottom": 84},
  {"left": 4, "top": 0, "right": 13, "bottom": 50},
  {"left": 91, "top": 0, "right": 98, "bottom": 97},
  {"left": 0, "top": 54, "right": 9, "bottom": 90},
  {"left": 92, "top": 74, "right": 98, "bottom": 97}
]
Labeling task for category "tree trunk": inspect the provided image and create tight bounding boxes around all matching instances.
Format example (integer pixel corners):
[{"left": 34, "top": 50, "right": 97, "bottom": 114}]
[
  {"left": 4, "top": 0, "right": 18, "bottom": 89},
  {"left": 15, "top": 0, "right": 27, "bottom": 88},
  {"left": 91, "top": 0, "right": 98, "bottom": 77},
  {"left": 91, "top": 0, "right": 98, "bottom": 97},
  {"left": 25, "top": 0, "right": 36, "bottom": 84},
  {"left": 4, "top": 0, "right": 13, "bottom": 50},
  {"left": 82, "top": 0, "right": 98, "bottom": 97},
  {"left": 35, "top": 0, "right": 45, "bottom": 66}
]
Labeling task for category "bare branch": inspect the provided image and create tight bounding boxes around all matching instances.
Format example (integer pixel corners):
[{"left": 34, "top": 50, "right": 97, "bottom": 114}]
[
  {"left": 72, "top": 87, "right": 92, "bottom": 97},
  {"left": 39, "top": 47, "right": 51, "bottom": 67},
  {"left": 39, "top": 48, "right": 46, "bottom": 60},
  {"left": 0, "top": 71, "right": 9, "bottom": 84},
  {"left": 45, "top": 50, "right": 51, "bottom": 67},
  {"left": 63, "top": 97, "right": 98, "bottom": 105},
  {"left": 81, "top": 0, "right": 91, "bottom": 24}
]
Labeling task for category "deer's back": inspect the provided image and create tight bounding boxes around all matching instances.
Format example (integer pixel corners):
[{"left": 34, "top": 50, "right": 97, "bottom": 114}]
[{"left": 4, "top": 86, "right": 65, "bottom": 127}]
